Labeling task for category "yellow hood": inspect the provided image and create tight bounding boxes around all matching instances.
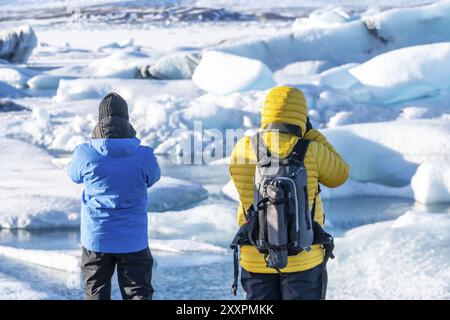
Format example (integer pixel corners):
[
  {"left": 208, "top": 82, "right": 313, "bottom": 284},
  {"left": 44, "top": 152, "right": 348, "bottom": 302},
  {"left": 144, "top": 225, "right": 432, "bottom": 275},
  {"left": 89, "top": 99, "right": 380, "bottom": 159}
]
[{"left": 261, "top": 86, "right": 308, "bottom": 136}]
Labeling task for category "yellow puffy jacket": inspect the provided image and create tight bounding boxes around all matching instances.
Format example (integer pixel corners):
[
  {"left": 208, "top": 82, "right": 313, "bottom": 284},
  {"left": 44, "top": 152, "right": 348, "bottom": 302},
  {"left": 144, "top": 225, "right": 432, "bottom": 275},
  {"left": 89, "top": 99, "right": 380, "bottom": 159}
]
[{"left": 229, "top": 86, "right": 349, "bottom": 274}]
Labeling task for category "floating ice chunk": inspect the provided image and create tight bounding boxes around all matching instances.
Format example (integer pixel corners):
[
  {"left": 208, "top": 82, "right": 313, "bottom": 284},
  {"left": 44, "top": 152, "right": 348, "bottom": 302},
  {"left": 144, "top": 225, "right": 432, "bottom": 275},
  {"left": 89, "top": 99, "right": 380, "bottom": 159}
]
[
  {"left": 292, "top": 6, "right": 352, "bottom": 32},
  {"left": 193, "top": 51, "right": 275, "bottom": 95},
  {"left": 215, "top": 1, "right": 450, "bottom": 70},
  {"left": 316, "top": 90, "right": 354, "bottom": 112},
  {"left": 148, "top": 176, "right": 208, "bottom": 212},
  {"left": 55, "top": 78, "right": 202, "bottom": 102},
  {"left": 0, "top": 80, "right": 26, "bottom": 98},
  {"left": 0, "top": 67, "right": 29, "bottom": 88},
  {"left": 0, "top": 138, "right": 81, "bottom": 229},
  {"left": 398, "top": 106, "right": 430, "bottom": 120},
  {"left": 318, "top": 63, "right": 359, "bottom": 89},
  {"left": 27, "top": 75, "right": 75, "bottom": 90},
  {"left": 0, "top": 26, "right": 37, "bottom": 63},
  {"left": 327, "top": 111, "right": 354, "bottom": 128},
  {"left": 411, "top": 162, "right": 450, "bottom": 204},
  {"left": 183, "top": 98, "right": 245, "bottom": 129},
  {"left": 349, "top": 42, "right": 450, "bottom": 103},
  {"left": 324, "top": 119, "right": 450, "bottom": 171},
  {"left": 276, "top": 60, "right": 336, "bottom": 77},
  {"left": 88, "top": 51, "right": 147, "bottom": 78},
  {"left": 328, "top": 210, "right": 450, "bottom": 299},
  {"left": 148, "top": 204, "right": 236, "bottom": 246},
  {"left": 141, "top": 52, "right": 200, "bottom": 80}
]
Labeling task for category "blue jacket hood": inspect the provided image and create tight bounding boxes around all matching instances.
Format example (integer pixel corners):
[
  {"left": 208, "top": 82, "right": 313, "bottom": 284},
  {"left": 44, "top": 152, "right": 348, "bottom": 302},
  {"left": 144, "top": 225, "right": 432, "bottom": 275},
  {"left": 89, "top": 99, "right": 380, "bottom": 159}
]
[{"left": 91, "top": 138, "right": 141, "bottom": 157}]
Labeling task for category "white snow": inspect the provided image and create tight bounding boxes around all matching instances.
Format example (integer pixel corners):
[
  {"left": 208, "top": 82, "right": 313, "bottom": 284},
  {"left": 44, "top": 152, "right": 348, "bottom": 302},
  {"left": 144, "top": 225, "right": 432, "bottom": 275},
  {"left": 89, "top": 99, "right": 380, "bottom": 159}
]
[
  {"left": 0, "top": 246, "right": 79, "bottom": 272},
  {"left": 27, "top": 74, "right": 74, "bottom": 90},
  {"left": 214, "top": 1, "right": 450, "bottom": 70},
  {"left": 148, "top": 176, "right": 208, "bottom": 212},
  {"left": 0, "top": 67, "right": 29, "bottom": 88},
  {"left": 0, "top": 272, "right": 60, "bottom": 300},
  {"left": 55, "top": 78, "right": 201, "bottom": 102},
  {"left": 328, "top": 210, "right": 450, "bottom": 299},
  {"left": 318, "top": 63, "right": 359, "bottom": 90},
  {"left": 292, "top": 6, "right": 352, "bottom": 32},
  {"left": 349, "top": 42, "right": 450, "bottom": 103},
  {"left": 193, "top": 51, "right": 275, "bottom": 95},
  {"left": 411, "top": 162, "right": 450, "bottom": 204},
  {"left": 87, "top": 51, "right": 147, "bottom": 78},
  {"left": 0, "top": 137, "right": 81, "bottom": 229}
]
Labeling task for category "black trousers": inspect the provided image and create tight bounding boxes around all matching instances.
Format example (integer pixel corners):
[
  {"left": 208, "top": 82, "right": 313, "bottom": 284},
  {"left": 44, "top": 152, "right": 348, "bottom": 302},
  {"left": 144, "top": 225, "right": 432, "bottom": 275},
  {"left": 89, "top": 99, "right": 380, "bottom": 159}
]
[
  {"left": 81, "top": 247, "right": 154, "bottom": 300},
  {"left": 241, "top": 263, "right": 327, "bottom": 300}
]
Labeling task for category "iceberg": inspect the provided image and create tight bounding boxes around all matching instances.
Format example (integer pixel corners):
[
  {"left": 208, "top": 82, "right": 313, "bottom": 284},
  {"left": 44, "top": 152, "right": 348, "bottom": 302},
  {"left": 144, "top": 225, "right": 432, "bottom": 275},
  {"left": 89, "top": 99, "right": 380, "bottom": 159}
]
[
  {"left": 0, "top": 137, "right": 81, "bottom": 229},
  {"left": 55, "top": 78, "right": 202, "bottom": 102},
  {"left": 349, "top": 42, "right": 450, "bottom": 103},
  {"left": 148, "top": 176, "right": 208, "bottom": 212},
  {"left": 0, "top": 66, "right": 29, "bottom": 88},
  {"left": 141, "top": 52, "right": 201, "bottom": 80},
  {"left": 328, "top": 210, "right": 450, "bottom": 299},
  {"left": 213, "top": 1, "right": 450, "bottom": 70},
  {"left": 0, "top": 80, "right": 26, "bottom": 98},
  {"left": 411, "top": 162, "right": 450, "bottom": 204},
  {"left": 0, "top": 26, "right": 37, "bottom": 63},
  {"left": 148, "top": 204, "right": 237, "bottom": 246},
  {"left": 192, "top": 50, "right": 275, "bottom": 95}
]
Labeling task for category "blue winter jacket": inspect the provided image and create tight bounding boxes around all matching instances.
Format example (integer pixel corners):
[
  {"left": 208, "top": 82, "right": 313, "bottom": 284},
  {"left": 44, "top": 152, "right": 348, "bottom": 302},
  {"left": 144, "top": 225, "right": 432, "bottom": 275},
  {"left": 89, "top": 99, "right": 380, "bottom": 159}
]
[{"left": 68, "top": 138, "right": 161, "bottom": 253}]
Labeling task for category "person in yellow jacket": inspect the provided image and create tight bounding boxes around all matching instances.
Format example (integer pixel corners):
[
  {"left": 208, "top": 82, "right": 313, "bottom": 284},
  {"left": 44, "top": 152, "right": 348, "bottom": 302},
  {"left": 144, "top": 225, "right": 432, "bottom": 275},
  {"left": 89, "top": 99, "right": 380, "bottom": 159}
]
[{"left": 229, "top": 86, "right": 349, "bottom": 300}]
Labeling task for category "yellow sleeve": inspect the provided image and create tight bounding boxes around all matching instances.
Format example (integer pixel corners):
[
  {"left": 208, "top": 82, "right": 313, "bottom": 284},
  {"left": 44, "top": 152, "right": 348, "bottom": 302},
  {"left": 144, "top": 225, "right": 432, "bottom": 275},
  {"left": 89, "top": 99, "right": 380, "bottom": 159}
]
[
  {"left": 304, "top": 128, "right": 338, "bottom": 155},
  {"left": 229, "top": 137, "right": 256, "bottom": 227},
  {"left": 310, "top": 140, "right": 349, "bottom": 188}
]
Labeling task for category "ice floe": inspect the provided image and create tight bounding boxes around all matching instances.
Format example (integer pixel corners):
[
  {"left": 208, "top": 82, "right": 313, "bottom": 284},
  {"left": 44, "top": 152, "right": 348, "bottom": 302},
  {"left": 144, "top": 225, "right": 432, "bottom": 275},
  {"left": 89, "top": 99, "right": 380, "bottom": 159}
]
[
  {"left": 349, "top": 42, "right": 450, "bottom": 103},
  {"left": 148, "top": 176, "right": 208, "bottom": 212},
  {"left": 193, "top": 51, "right": 275, "bottom": 95},
  {"left": 411, "top": 162, "right": 450, "bottom": 204},
  {"left": 328, "top": 210, "right": 450, "bottom": 299},
  {"left": 148, "top": 204, "right": 237, "bottom": 246},
  {"left": 0, "top": 137, "right": 81, "bottom": 229}
]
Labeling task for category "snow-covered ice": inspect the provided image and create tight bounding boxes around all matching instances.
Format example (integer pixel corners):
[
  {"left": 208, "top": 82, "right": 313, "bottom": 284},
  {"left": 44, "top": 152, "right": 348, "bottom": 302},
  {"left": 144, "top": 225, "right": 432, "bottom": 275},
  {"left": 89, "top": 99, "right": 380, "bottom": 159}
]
[
  {"left": 193, "top": 51, "right": 275, "bottom": 95},
  {"left": 411, "top": 162, "right": 450, "bottom": 204},
  {"left": 149, "top": 204, "right": 236, "bottom": 245},
  {"left": 0, "top": 137, "right": 81, "bottom": 229},
  {"left": 148, "top": 176, "right": 208, "bottom": 212},
  {"left": 328, "top": 210, "right": 450, "bottom": 299},
  {"left": 349, "top": 42, "right": 450, "bottom": 103},
  {"left": 0, "top": 0, "right": 450, "bottom": 300}
]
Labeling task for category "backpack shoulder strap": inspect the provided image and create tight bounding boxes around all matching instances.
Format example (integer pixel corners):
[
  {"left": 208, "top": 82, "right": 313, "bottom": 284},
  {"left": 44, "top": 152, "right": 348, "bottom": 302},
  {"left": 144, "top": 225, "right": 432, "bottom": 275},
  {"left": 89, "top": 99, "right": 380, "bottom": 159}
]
[
  {"left": 291, "top": 138, "right": 310, "bottom": 162},
  {"left": 251, "top": 132, "right": 271, "bottom": 162}
]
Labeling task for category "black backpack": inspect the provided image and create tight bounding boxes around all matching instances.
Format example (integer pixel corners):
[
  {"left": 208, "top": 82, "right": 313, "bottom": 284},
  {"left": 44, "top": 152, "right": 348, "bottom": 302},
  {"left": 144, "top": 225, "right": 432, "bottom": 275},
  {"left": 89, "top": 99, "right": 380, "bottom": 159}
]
[{"left": 230, "top": 123, "right": 335, "bottom": 295}]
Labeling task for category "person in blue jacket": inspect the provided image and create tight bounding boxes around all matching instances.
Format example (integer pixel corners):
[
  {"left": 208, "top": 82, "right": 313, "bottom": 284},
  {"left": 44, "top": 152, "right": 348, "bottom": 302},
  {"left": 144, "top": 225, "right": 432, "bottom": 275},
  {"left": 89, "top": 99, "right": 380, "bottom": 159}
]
[{"left": 68, "top": 92, "right": 161, "bottom": 300}]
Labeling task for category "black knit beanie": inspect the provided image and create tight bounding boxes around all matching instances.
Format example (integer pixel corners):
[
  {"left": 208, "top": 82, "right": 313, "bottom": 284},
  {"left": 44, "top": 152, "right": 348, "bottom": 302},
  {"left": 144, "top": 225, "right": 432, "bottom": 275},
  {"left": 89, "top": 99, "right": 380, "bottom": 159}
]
[{"left": 98, "top": 92, "right": 129, "bottom": 121}]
